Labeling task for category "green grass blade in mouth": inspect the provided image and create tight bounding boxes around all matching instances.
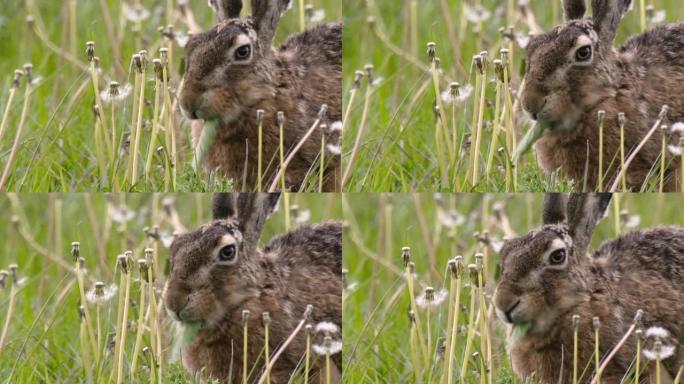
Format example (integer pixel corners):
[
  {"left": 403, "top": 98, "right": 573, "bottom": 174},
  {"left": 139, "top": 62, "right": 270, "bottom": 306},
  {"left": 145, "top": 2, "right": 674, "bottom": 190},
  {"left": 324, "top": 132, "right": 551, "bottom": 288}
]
[
  {"left": 508, "top": 321, "right": 532, "bottom": 348},
  {"left": 512, "top": 121, "right": 547, "bottom": 164},
  {"left": 194, "top": 119, "right": 220, "bottom": 172},
  {"left": 172, "top": 321, "right": 202, "bottom": 361}
]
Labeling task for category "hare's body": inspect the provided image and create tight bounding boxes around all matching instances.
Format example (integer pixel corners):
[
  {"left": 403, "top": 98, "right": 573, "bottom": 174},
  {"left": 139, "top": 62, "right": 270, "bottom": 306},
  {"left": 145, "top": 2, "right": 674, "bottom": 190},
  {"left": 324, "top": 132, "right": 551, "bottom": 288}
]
[
  {"left": 199, "top": 23, "right": 342, "bottom": 192},
  {"left": 495, "top": 193, "right": 684, "bottom": 383},
  {"left": 165, "top": 194, "right": 342, "bottom": 383},
  {"left": 506, "top": 226, "right": 684, "bottom": 382},
  {"left": 180, "top": 0, "right": 342, "bottom": 191},
  {"left": 534, "top": 23, "right": 684, "bottom": 190},
  {"left": 180, "top": 221, "right": 343, "bottom": 383},
  {"left": 522, "top": 0, "right": 684, "bottom": 190}
]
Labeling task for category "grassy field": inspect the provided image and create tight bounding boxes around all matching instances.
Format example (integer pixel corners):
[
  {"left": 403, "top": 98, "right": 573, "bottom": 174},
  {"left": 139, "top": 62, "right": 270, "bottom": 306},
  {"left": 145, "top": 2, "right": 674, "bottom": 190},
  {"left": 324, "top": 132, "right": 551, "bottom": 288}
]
[
  {"left": 0, "top": 193, "right": 341, "bottom": 383},
  {"left": 342, "top": 193, "right": 684, "bottom": 382},
  {"left": 0, "top": 0, "right": 341, "bottom": 192},
  {"left": 341, "top": 0, "right": 684, "bottom": 192}
]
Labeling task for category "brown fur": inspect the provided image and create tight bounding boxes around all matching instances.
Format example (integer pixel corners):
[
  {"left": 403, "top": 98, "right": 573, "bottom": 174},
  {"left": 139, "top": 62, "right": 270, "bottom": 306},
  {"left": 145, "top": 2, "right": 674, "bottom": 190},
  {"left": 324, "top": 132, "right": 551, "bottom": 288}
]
[
  {"left": 179, "top": 0, "right": 341, "bottom": 192},
  {"left": 522, "top": 0, "right": 684, "bottom": 191},
  {"left": 494, "top": 193, "right": 684, "bottom": 383},
  {"left": 164, "top": 194, "right": 342, "bottom": 383}
]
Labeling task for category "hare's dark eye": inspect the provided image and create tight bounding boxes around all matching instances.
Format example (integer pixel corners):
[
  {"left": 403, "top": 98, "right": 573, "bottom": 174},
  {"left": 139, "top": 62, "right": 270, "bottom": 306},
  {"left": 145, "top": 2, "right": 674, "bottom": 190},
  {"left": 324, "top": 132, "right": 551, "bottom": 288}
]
[
  {"left": 549, "top": 249, "right": 566, "bottom": 265},
  {"left": 575, "top": 45, "right": 592, "bottom": 61},
  {"left": 219, "top": 244, "right": 237, "bottom": 262},
  {"left": 234, "top": 44, "right": 251, "bottom": 60}
]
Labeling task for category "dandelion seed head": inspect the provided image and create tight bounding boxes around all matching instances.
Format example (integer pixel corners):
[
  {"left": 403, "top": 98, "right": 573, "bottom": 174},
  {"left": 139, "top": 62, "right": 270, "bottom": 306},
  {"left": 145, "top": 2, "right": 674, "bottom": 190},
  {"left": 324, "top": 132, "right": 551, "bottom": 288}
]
[
  {"left": 645, "top": 326, "right": 670, "bottom": 339},
  {"left": 310, "top": 9, "right": 326, "bottom": 23},
  {"left": 437, "top": 208, "right": 465, "bottom": 228},
  {"left": 312, "top": 337, "right": 342, "bottom": 356},
  {"left": 123, "top": 2, "right": 151, "bottom": 22},
  {"left": 330, "top": 121, "right": 342, "bottom": 132},
  {"left": 108, "top": 203, "right": 136, "bottom": 223},
  {"left": 86, "top": 282, "right": 118, "bottom": 304},
  {"left": 416, "top": 287, "right": 448, "bottom": 309},
  {"left": 101, "top": 83, "right": 132, "bottom": 104},
  {"left": 295, "top": 209, "right": 311, "bottom": 224},
  {"left": 315, "top": 321, "right": 340, "bottom": 334},
  {"left": 464, "top": 3, "right": 491, "bottom": 23},
  {"left": 326, "top": 143, "right": 341, "bottom": 155},
  {"left": 670, "top": 122, "right": 684, "bottom": 133},
  {"left": 643, "top": 343, "right": 675, "bottom": 361}
]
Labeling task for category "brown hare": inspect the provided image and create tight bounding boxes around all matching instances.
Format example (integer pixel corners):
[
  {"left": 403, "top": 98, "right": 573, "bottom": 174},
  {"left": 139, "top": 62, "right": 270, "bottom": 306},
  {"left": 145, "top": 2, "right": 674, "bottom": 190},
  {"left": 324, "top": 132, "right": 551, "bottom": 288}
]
[
  {"left": 494, "top": 193, "right": 684, "bottom": 382},
  {"left": 179, "top": 0, "right": 341, "bottom": 192},
  {"left": 521, "top": 0, "right": 684, "bottom": 190},
  {"left": 164, "top": 193, "right": 342, "bottom": 383}
]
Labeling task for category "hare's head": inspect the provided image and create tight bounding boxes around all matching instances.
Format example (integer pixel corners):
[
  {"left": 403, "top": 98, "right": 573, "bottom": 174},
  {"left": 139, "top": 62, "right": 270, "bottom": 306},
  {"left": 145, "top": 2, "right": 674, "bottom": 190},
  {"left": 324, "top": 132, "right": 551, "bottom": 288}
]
[
  {"left": 179, "top": 0, "right": 291, "bottom": 122},
  {"left": 164, "top": 193, "right": 280, "bottom": 328},
  {"left": 521, "top": 0, "right": 633, "bottom": 130},
  {"left": 493, "top": 193, "right": 612, "bottom": 334}
]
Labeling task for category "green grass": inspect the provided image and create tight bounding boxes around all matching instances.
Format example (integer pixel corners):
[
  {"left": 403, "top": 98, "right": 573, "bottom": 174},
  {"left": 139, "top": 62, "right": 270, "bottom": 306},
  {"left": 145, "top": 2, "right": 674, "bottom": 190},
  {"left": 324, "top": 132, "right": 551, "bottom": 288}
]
[
  {"left": 0, "top": 193, "right": 341, "bottom": 383},
  {"left": 342, "top": 193, "right": 684, "bottom": 382},
  {"left": 0, "top": 0, "right": 341, "bottom": 192},
  {"left": 341, "top": 0, "right": 684, "bottom": 192}
]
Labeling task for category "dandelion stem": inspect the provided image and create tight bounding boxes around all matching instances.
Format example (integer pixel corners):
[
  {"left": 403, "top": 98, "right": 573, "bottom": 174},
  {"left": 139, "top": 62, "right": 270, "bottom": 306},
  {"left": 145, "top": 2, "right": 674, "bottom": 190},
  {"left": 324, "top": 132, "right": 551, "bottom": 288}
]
[
  {"left": 319, "top": 130, "right": 326, "bottom": 193},
  {"left": 0, "top": 274, "right": 18, "bottom": 353},
  {"left": 0, "top": 72, "right": 20, "bottom": 145},
  {"left": 659, "top": 124, "right": 667, "bottom": 193},
  {"left": 598, "top": 111, "right": 605, "bottom": 192},
  {"left": 130, "top": 262, "right": 148, "bottom": 375},
  {"left": 0, "top": 77, "right": 32, "bottom": 192},
  {"left": 342, "top": 68, "right": 372, "bottom": 188},
  {"left": 146, "top": 62, "right": 163, "bottom": 181}
]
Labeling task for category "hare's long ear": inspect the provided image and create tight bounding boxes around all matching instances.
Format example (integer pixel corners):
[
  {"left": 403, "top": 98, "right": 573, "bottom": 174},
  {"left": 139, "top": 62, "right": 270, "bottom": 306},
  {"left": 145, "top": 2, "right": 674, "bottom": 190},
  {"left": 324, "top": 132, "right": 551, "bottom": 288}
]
[
  {"left": 563, "top": 0, "right": 587, "bottom": 20},
  {"left": 212, "top": 193, "right": 238, "bottom": 220},
  {"left": 591, "top": 0, "right": 632, "bottom": 46},
  {"left": 237, "top": 193, "right": 281, "bottom": 250},
  {"left": 566, "top": 193, "right": 612, "bottom": 254},
  {"left": 210, "top": 0, "right": 243, "bottom": 21},
  {"left": 542, "top": 193, "right": 568, "bottom": 225},
  {"left": 250, "top": 0, "right": 291, "bottom": 48}
]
